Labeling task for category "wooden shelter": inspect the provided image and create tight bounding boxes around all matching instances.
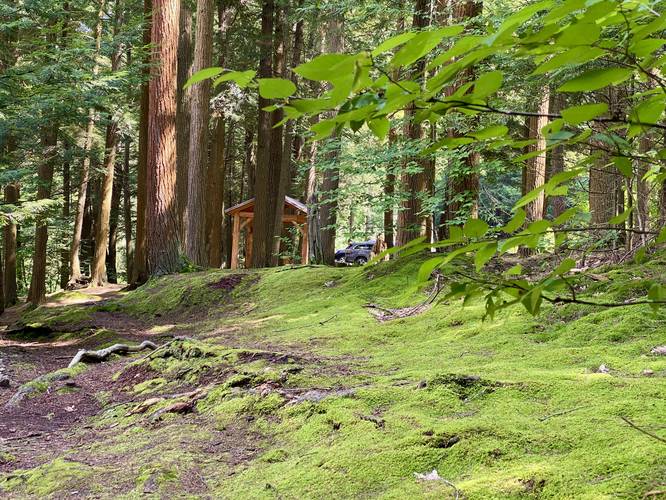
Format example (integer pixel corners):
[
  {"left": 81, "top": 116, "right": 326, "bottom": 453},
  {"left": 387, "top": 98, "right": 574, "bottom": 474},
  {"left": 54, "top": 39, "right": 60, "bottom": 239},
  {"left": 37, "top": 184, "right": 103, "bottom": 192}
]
[{"left": 225, "top": 196, "right": 308, "bottom": 269}]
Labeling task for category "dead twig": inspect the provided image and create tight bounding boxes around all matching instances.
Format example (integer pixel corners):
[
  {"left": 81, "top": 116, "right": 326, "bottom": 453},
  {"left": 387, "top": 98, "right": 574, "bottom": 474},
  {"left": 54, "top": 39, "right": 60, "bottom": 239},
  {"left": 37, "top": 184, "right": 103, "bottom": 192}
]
[
  {"left": 620, "top": 416, "right": 666, "bottom": 444},
  {"left": 539, "top": 405, "right": 588, "bottom": 422},
  {"left": 68, "top": 340, "right": 157, "bottom": 368},
  {"left": 272, "top": 314, "right": 338, "bottom": 333},
  {"left": 0, "top": 432, "right": 43, "bottom": 442}
]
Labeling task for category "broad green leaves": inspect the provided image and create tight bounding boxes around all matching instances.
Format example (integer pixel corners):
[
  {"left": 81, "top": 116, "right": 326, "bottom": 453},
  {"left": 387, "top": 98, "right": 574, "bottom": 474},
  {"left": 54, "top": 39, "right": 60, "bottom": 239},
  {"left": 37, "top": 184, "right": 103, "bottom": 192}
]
[
  {"left": 561, "top": 103, "right": 608, "bottom": 125},
  {"left": 258, "top": 78, "right": 296, "bottom": 99},
  {"left": 558, "top": 67, "right": 633, "bottom": 92}
]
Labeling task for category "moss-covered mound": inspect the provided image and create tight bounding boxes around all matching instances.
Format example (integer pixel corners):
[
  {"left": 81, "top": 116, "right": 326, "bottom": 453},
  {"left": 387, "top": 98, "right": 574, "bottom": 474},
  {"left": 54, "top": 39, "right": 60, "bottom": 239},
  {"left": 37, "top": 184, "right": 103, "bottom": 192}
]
[{"left": 1, "top": 256, "right": 664, "bottom": 498}]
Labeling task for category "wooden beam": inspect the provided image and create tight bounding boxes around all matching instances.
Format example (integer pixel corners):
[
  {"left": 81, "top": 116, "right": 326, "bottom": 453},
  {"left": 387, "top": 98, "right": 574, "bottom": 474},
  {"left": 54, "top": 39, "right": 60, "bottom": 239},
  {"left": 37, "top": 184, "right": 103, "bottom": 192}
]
[
  {"left": 245, "top": 223, "right": 253, "bottom": 268},
  {"left": 300, "top": 223, "right": 309, "bottom": 265},
  {"left": 230, "top": 214, "right": 240, "bottom": 270}
]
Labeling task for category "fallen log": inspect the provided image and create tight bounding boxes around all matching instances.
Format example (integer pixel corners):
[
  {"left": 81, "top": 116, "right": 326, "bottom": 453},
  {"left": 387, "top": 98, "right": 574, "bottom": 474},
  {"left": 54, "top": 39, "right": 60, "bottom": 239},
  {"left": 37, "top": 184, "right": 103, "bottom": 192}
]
[{"left": 68, "top": 340, "right": 157, "bottom": 368}]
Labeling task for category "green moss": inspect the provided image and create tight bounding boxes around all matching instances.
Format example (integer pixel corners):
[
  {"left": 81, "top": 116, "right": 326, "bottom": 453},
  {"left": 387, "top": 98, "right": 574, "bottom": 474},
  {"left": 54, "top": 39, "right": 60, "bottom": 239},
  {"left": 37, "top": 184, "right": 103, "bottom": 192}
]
[
  {"left": 133, "top": 377, "right": 168, "bottom": 394},
  {"left": 0, "top": 458, "right": 94, "bottom": 497}
]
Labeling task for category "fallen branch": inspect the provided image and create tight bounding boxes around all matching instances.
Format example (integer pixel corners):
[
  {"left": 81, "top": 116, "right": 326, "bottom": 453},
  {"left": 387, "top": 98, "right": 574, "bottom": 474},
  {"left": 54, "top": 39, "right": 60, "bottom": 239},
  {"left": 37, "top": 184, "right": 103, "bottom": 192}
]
[
  {"left": 538, "top": 405, "right": 588, "bottom": 422},
  {"left": 620, "top": 416, "right": 666, "bottom": 444},
  {"left": 68, "top": 340, "right": 157, "bottom": 368},
  {"left": 272, "top": 314, "right": 338, "bottom": 333},
  {"left": 356, "top": 413, "right": 385, "bottom": 429}
]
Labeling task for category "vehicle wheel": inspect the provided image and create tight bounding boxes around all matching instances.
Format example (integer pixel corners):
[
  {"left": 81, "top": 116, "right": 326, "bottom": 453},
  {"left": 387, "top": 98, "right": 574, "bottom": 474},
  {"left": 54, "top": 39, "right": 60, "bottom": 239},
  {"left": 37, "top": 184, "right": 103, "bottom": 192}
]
[{"left": 354, "top": 256, "right": 368, "bottom": 265}]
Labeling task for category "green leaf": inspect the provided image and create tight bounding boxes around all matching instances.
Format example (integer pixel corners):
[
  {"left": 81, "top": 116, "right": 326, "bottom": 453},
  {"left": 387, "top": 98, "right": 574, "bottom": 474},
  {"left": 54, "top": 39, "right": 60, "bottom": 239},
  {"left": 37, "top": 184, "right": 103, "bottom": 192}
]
[
  {"left": 258, "top": 78, "right": 297, "bottom": 99},
  {"left": 501, "top": 209, "right": 526, "bottom": 233},
  {"left": 609, "top": 207, "right": 632, "bottom": 225},
  {"left": 294, "top": 54, "right": 357, "bottom": 81},
  {"left": 469, "top": 125, "right": 508, "bottom": 140},
  {"left": 557, "top": 21, "right": 601, "bottom": 46},
  {"left": 391, "top": 26, "right": 464, "bottom": 68},
  {"left": 368, "top": 117, "right": 390, "bottom": 140},
  {"left": 418, "top": 256, "right": 445, "bottom": 282},
  {"left": 527, "top": 220, "right": 551, "bottom": 234},
  {"left": 612, "top": 156, "right": 633, "bottom": 177},
  {"left": 553, "top": 257, "right": 576, "bottom": 275},
  {"left": 475, "top": 242, "right": 497, "bottom": 271},
  {"left": 532, "top": 47, "right": 605, "bottom": 75},
  {"left": 371, "top": 32, "right": 417, "bottom": 56},
  {"left": 473, "top": 71, "right": 503, "bottom": 98},
  {"left": 558, "top": 67, "right": 632, "bottom": 92},
  {"left": 514, "top": 186, "right": 546, "bottom": 210},
  {"left": 553, "top": 206, "right": 579, "bottom": 225},
  {"left": 561, "top": 103, "right": 608, "bottom": 125},
  {"left": 657, "top": 227, "right": 666, "bottom": 244},
  {"left": 520, "top": 286, "right": 543, "bottom": 315},
  {"left": 463, "top": 218, "right": 489, "bottom": 238},
  {"left": 310, "top": 120, "right": 337, "bottom": 140},
  {"left": 212, "top": 69, "right": 256, "bottom": 88},
  {"left": 505, "top": 264, "right": 523, "bottom": 276},
  {"left": 648, "top": 283, "right": 666, "bottom": 312},
  {"left": 184, "top": 67, "right": 224, "bottom": 89}
]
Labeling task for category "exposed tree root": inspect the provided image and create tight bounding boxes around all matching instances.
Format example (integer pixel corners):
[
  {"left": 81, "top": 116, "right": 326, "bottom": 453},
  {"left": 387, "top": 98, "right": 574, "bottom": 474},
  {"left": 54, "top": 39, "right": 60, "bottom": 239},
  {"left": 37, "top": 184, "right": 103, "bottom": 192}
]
[{"left": 68, "top": 340, "right": 157, "bottom": 368}]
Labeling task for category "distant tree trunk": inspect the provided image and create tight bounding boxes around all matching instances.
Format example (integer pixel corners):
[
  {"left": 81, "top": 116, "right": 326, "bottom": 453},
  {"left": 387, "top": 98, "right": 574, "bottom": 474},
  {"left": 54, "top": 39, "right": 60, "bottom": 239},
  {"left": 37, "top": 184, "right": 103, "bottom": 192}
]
[
  {"left": 522, "top": 88, "right": 549, "bottom": 223},
  {"left": 252, "top": 0, "right": 278, "bottom": 268},
  {"left": 589, "top": 150, "right": 618, "bottom": 225},
  {"left": 107, "top": 161, "right": 121, "bottom": 283},
  {"left": 185, "top": 0, "right": 214, "bottom": 266},
  {"left": 207, "top": 117, "right": 226, "bottom": 267},
  {"left": 635, "top": 135, "right": 651, "bottom": 246},
  {"left": 91, "top": 8, "right": 123, "bottom": 287},
  {"left": 443, "top": 0, "right": 482, "bottom": 231},
  {"left": 317, "top": 15, "right": 344, "bottom": 264},
  {"left": 146, "top": 0, "right": 181, "bottom": 276},
  {"left": 3, "top": 182, "right": 19, "bottom": 306},
  {"left": 244, "top": 120, "right": 255, "bottom": 197},
  {"left": 384, "top": 127, "right": 397, "bottom": 248},
  {"left": 122, "top": 138, "right": 133, "bottom": 277},
  {"left": 176, "top": 5, "right": 193, "bottom": 242},
  {"left": 133, "top": 0, "right": 151, "bottom": 284},
  {"left": 60, "top": 145, "right": 71, "bottom": 290},
  {"left": 28, "top": 128, "right": 58, "bottom": 305},
  {"left": 395, "top": 0, "right": 429, "bottom": 247},
  {"left": 69, "top": 0, "right": 104, "bottom": 286},
  {"left": 548, "top": 92, "right": 566, "bottom": 219}
]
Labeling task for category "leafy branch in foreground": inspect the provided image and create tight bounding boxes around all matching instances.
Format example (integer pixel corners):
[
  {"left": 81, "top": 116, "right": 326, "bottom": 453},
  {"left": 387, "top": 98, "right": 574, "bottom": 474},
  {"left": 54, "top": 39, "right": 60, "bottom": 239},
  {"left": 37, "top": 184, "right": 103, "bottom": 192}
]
[{"left": 188, "top": 0, "right": 666, "bottom": 317}]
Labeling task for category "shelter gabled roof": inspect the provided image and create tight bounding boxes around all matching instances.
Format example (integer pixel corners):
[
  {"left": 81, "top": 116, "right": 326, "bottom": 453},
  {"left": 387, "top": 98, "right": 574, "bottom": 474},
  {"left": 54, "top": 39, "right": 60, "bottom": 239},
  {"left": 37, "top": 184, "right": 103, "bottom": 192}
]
[{"left": 224, "top": 196, "right": 307, "bottom": 215}]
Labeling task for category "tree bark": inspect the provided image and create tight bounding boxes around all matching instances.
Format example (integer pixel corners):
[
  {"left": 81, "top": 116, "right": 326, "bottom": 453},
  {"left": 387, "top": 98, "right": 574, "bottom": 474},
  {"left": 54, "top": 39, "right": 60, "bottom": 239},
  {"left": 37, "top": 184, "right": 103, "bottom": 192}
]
[
  {"left": 60, "top": 144, "right": 71, "bottom": 290},
  {"left": 133, "top": 0, "right": 152, "bottom": 284},
  {"left": 185, "top": 0, "right": 214, "bottom": 266},
  {"left": 146, "top": 0, "right": 181, "bottom": 276},
  {"left": 69, "top": 0, "right": 105, "bottom": 286},
  {"left": 28, "top": 127, "right": 58, "bottom": 305},
  {"left": 317, "top": 15, "right": 344, "bottom": 264},
  {"left": 3, "top": 133, "right": 19, "bottom": 305},
  {"left": 548, "top": 92, "right": 566, "bottom": 219},
  {"left": 521, "top": 87, "right": 549, "bottom": 223},
  {"left": 91, "top": 5, "right": 123, "bottom": 287},
  {"left": 251, "top": 0, "right": 279, "bottom": 268},
  {"left": 122, "top": 137, "right": 133, "bottom": 278},
  {"left": 176, "top": 5, "right": 193, "bottom": 243},
  {"left": 107, "top": 161, "right": 121, "bottom": 283}
]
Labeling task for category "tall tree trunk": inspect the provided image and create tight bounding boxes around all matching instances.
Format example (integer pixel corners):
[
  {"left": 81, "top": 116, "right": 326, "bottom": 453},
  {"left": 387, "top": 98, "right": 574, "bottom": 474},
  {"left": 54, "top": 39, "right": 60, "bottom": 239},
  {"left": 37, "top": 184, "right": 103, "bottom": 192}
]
[
  {"left": 395, "top": 0, "right": 429, "bottom": 247},
  {"left": 146, "top": 0, "right": 181, "bottom": 276},
  {"left": 176, "top": 5, "right": 193, "bottom": 242},
  {"left": 122, "top": 138, "right": 133, "bottom": 277},
  {"left": 443, "top": 0, "right": 482, "bottom": 232},
  {"left": 252, "top": 0, "right": 278, "bottom": 268},
  {"left": 60, "top": 144, "right": 71, "bottom": 290},
  {"left": 3, "top": 133, "right": 19, "bottom": 305},
  {"left": 107, "top": 161, "right": 121, "bottom": 283},
  {"left": 185, "top": 0, "right": 214, "bottom": 266},
  {"left": 521, "top": 87, "right": 549, "bottom": 223},
  {"left": 133, "top": 0, "right": 152, "bottom": 284},
  {"left": 206, "top": 0, "right": 231, "bottom": 267},
  {"left": 635, "top": 135, "right": 651, "bottom": 246},
  {"left": 28, "top": 128, "right": 58, "bottom": 305},
  {"left": 244, "top": 120, "right": 255, "bottom": 197},
  {"left": 69, "top": 0, "right": 104, "bottom": 285},
  {"left": 548, "top": 92, "right": 566, "bottom": 219},
  {"left": 91, "top": 6, "right": 123, "bottom": 287},
  {"left": 317, "top": 15, "right": 344, "bottom": 264},
  {"left": 384, "top": 127, "right": 397, "bottom": 248}
]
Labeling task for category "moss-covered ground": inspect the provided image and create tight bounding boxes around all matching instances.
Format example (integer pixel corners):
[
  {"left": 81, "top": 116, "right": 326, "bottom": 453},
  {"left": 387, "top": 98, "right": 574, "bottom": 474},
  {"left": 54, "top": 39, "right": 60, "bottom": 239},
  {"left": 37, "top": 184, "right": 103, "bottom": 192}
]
[{"left": 0, "top": 256, "right": 664, "bottom": 498}]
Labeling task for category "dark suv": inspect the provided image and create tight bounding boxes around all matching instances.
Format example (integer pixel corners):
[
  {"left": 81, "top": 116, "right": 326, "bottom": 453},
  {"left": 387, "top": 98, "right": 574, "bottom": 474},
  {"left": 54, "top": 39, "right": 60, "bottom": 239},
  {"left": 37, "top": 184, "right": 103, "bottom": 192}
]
[{"left": 335, "top": 241, "right": 375, "bottom": 265}]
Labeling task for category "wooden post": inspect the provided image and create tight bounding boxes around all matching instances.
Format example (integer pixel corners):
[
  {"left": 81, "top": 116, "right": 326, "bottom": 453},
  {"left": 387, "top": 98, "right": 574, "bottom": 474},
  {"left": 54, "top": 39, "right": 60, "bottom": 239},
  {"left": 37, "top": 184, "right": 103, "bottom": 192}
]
[
  {"left": 246, "top": 221, "right": 253, "bottom": 268},
  {"left": 300, "top": 221, "right": 309, "bottom": 265},
  {"left": 230, "top": 214, "right": 240, "bottom": 269}
]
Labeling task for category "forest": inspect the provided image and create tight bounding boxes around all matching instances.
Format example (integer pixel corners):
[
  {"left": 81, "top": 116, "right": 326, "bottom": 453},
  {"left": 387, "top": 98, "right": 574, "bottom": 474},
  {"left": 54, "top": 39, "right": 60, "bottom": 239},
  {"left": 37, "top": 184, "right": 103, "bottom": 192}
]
[{"left": 0, "top": 0, "right": 665, "bottom": 497}]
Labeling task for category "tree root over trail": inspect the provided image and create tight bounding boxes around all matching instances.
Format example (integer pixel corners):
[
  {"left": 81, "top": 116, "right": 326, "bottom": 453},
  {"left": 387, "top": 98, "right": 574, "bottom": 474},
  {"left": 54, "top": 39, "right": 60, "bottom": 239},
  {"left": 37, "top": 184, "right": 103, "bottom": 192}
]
[
  {"left": 127, "top": 386, "right": 212, "bottom": 422},
  {"left": 364, "top": 274, "right": 444, "bottom": 321},
  {"left": 68, "top": 340, "right": 157, "bottom": 368}
]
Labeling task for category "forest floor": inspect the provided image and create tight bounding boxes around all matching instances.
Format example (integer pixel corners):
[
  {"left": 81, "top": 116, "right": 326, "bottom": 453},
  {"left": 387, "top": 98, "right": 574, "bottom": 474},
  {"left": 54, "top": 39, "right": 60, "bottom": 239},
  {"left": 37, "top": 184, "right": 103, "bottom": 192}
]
[{"left": 0, "top": 255, "right": 664, "bottom": 499}]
